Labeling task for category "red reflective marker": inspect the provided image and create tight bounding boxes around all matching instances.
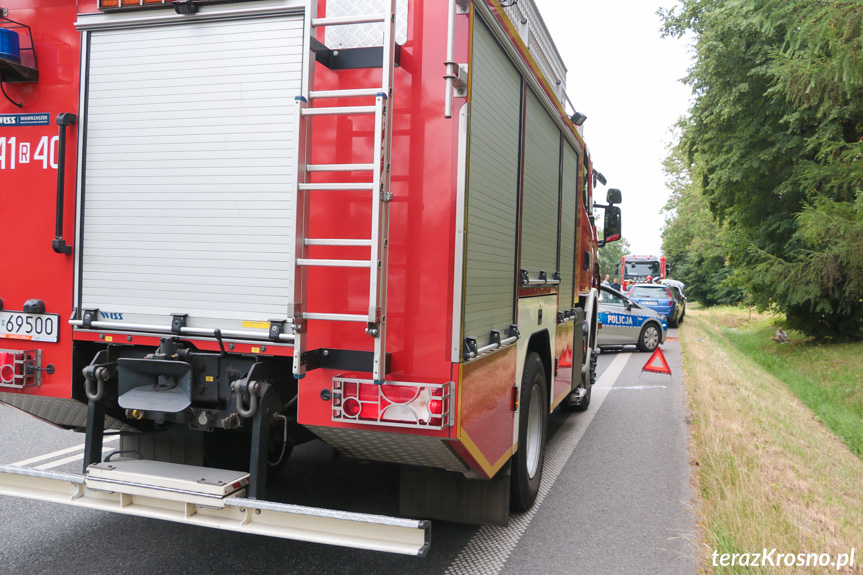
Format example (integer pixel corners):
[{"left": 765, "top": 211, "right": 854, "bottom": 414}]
[{"left": 642, "top": 347, "right": 671, "bottom": 375}]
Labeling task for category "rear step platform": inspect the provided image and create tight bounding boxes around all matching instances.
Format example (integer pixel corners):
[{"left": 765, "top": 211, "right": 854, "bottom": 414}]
[
  {"left": 86, "top": 459, "right": 250, "bottom": 507},
  {"left": 0, "top": 462, "right": 430, "bottom": 556}
]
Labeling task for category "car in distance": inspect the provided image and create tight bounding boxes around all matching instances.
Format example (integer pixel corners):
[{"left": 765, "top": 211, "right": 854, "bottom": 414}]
[
  {"left": 660, "top": 278, "right": 686, "bottom": 298},
  {"left": 597, "top": 285, "right": 668, "bottom": 352},
  {"left": 660, "top": 279, "right": 687, "bottom": 319},
  {"left": 665, "top": 283, "right": 686, "bottom": 323},
  {"left": 627, "top": 283, "right": 684, "bottom": 327}
]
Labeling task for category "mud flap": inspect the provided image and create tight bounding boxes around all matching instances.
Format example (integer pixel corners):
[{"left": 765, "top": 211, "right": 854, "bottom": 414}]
[{"left": 400, "top": 464, "right": 510, "bottom": 526}]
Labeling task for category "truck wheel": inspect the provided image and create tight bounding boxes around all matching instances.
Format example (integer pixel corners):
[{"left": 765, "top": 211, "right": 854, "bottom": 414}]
[
  {"left": 637, "top": 323, "right": 661, "bottom": 352},
  {"left": 511, "top": 352, "right": 547, "bottom": 512}
]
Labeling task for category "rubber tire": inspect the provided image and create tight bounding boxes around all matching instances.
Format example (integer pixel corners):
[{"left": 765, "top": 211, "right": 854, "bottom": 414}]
[
  {"left": 572, "top": 350, "right": 596, "bottom": 412},
  {"left": 637, "top": 322, "right": 661, "bottom": 352},
  {"left": 510, "top": 352, "right": 548, "bottom": 512}
]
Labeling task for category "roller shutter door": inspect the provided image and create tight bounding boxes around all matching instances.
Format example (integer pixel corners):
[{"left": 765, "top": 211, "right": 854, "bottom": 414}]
[
  {"left": 520, "top": 89, "right": 560, "bottom": 283},
  {"left": 463, "top": 19, "right": 522, "bottom": 348},
  {"left": 559, "top": 143, "right": 579, "bottom": 307},
  {"left": 79, "top": 15, "right": 303, "bottom": 335}
]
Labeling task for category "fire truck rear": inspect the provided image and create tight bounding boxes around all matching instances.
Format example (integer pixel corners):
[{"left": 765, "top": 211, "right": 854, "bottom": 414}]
[
  {"left": 0, "top": 0, "right": 623, "bottom": 555},
  {"left": 620, "top": 254, "right": 666, "bottom": 290}
]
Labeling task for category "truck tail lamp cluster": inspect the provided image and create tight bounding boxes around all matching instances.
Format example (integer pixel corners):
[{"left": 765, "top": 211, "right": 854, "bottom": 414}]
[
  {"left": 331, "top": 378, "right": 453, "bottom": 430},
  {"left": 0, "top": 349, "right": 41, "bottom": 389}
]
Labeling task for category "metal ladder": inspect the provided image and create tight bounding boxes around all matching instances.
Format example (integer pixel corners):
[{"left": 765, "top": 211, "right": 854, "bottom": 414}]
[{"left": 292, "top": 0, "right": 396, "bottom": 385}]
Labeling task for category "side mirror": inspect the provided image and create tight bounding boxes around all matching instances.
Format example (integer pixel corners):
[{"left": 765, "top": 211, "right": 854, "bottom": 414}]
[
  {"left": 625, "top": 302, "right": 632, "bottom": 312},
  {"left": 607, "top": 188, "right": 622, "bottom": 205},
  {"left": 601, "top": 205, "right": 622, "bottom": 245}
]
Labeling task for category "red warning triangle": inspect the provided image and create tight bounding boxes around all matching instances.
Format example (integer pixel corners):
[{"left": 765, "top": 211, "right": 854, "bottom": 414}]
[
  {"left": 559, "top": 346, "right": 573, "bottom": 368},
  {"left": 642, "top": 347, "right": 671, "bottom": 374}
]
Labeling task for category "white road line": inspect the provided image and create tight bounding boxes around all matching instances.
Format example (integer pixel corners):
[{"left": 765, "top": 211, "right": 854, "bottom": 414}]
[
  {"left": 606, "top": 385, "right": 667, "bottom": 390},
  {"left": 10, "top": 435, "right": 120, "bottom": 467},
  {"left": 34, "top": 446, "right": 118, "bottom": 471},
  {"left": 445, "top": 352, "right": 631, "bottom": 575}
]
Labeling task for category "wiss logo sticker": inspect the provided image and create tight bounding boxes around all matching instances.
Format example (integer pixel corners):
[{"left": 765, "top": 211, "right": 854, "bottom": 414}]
[{"left": 100, "top": 311, "right": 124, "bottom": 320}]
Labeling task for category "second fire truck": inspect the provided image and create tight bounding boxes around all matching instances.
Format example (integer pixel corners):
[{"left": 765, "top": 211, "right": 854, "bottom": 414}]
[{"left": 620, "top": 254, "right": 666, "bottom": 290}]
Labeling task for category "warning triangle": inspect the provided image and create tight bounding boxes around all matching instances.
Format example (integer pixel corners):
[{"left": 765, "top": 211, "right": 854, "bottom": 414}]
[
  {"left": 642, "top": 347, "right": 671, "bottom": 374},
  {"left": 559, "top": 346, "right": 573, "bottom": 368}
]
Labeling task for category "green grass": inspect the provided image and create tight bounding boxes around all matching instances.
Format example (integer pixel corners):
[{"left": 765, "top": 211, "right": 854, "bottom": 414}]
[
  {"left": 720, "top": 317, "right": 863, "bottom": 459},
  {"left": 680, "top": 308, "right": 863, "bottom": 574}
]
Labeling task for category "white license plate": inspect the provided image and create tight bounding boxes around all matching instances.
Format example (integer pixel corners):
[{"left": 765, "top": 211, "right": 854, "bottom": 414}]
[
  {"left": 0, "top": 312, "right": 61, "bottom": 343},
  {"left": 642, "top": 300, "right": 658, "bottom": 305}
]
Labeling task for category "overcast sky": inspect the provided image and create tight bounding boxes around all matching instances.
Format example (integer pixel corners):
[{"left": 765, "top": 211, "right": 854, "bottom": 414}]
[{"left": 535, "top": 0, "right": 693, "bottom": 256}]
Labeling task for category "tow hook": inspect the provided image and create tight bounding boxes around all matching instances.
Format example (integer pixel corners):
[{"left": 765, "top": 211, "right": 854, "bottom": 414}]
[
  {"left": 84, "top": 365, "right": 112, "bottom": 402},
  {"left": 231, "top": 379, "right": 261, "bottom": 418}
]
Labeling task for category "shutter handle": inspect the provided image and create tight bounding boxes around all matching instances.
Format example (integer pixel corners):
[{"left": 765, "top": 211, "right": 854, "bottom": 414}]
[{"left": 52, "top": 112, "right": 76, "bottom": 255}]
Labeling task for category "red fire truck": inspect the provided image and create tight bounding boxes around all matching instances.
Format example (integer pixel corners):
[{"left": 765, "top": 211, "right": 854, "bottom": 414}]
[
  {"left": 620, "top": 254, "right": 666, "bottom": 290},
  {"left": 0, "top": 0, "right": 622, "bottom": 555}
]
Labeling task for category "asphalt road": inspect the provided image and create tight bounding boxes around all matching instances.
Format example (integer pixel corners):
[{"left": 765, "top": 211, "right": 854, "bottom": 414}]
[{"left": 0, "top": 331, "right": 694, "bottom": 574}]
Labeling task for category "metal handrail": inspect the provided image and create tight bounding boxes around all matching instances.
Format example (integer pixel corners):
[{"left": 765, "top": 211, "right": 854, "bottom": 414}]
[
  {"left": 444, "top": 0, "right": 457, "bottom": 118},
  {"left": 69, "top": 319, "right": 295, "bottom": 343}
]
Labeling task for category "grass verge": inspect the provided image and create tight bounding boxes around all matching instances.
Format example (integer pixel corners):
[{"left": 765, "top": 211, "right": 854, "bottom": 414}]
[
  {"left": 680, "top": 307, "right": 863, "bottom": 574},
  {"left": 721, "top": 316, "right": 863, "bottom": 459}
]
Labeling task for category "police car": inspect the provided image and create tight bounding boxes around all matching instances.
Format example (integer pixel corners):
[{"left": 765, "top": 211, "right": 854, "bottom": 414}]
[
  {"left": 627, "top": 283, "right": 684, "bottom": 327},
  {"left": 597, "top": 285, "right": 668, "bottom": 352}
]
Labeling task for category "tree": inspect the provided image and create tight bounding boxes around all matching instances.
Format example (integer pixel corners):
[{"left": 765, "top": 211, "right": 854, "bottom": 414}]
[
  {"left": 597, "top": 235, "right": 630, "bottom": 282},
  {"left": 739, "top": 0, "right": 863, "bottom": 338},
  {"left": 661, "top": 140, "right": 744, "bottom": 306},
  {"left": 659, "top": 0, "right": 863, "bottom": 339},
  {"left": 744, "top": 193, "right": 863, "bottom": 337}
]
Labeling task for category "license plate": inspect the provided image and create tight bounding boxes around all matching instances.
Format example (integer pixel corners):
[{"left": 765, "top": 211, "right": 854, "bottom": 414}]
[
  {"left": 642, "top": 300, "right": 658, "bottom": 305},
  {"left": 0, "top": 312, "right": 61, "bottom": 343}
]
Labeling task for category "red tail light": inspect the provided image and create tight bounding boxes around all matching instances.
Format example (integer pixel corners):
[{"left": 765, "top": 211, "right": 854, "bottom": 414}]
[
  {"left": 429, "top": 399, "right": 443, "bottom": 415},
  {"left": 342, "top": 397, "right": 361, "bottom": 417},
  {"left": 380, "top": 384, "right": 420, "bottom": 404},
  {"left": 332, "top": 378, "right": 453, "bottom": 430},
  {"left": 0, "top": 349, "right": 38, "bottom": 389}
]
